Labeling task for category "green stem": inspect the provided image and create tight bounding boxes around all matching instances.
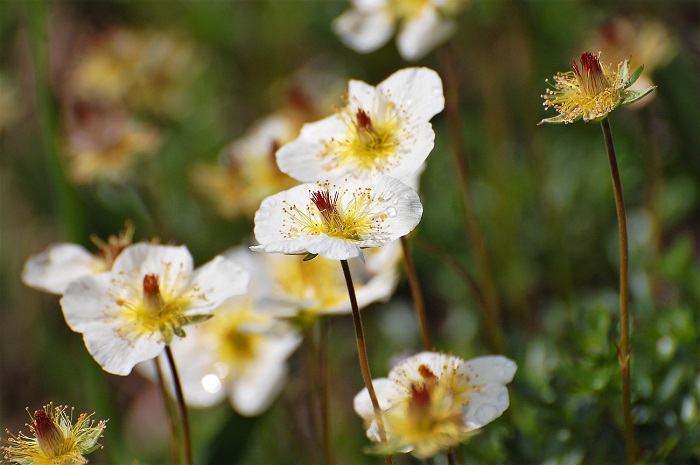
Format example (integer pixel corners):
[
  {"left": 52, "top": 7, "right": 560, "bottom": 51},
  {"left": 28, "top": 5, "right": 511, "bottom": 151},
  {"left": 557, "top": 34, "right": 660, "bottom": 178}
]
[
  {"left": 438, "top": 43, "right": 505, "bottom": 354},
  {"left": 400, "top": 237, "right": 433, "bottom": 350},
  {"left": 600, "top": 117, "right": 636, "bottom": 465},
  {"left": 340, "top": 260, "right": 393, "bottom": 465},
  {"left": 155, "top": 357, "right": 182, "bottom": 465},
  {"left": 165, "top": 345, "right": 193, "bottom": 465}
]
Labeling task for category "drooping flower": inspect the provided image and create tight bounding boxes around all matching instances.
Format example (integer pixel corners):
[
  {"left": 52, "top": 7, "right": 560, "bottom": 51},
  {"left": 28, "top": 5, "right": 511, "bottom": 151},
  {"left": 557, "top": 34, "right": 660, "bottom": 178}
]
[
  {"left": 276, "top": 67, "right": 444, "bottom": 182},
  {"left": 251, "top": 176, "right": 423, "bottom": 261},
  {"left": 22, "top": 227, "right": 135, "bottom": 295},
  {"left": 587, "top": 16, "right": 677, "bottom": 108},
  {"left": 2, "top": 403, "right": 107, "bottom": 465},
  {"left": 354, "top": 352, "right": 516, "bottom": 458},
  {"left": 60, "top": 243, "right": 249, "bottom": 375},
  {"left": 332, "top": 0, "right": 469, "bottom": 61},
  {"left": 540, "top": 52, "right": 655, "bottom": 124}
]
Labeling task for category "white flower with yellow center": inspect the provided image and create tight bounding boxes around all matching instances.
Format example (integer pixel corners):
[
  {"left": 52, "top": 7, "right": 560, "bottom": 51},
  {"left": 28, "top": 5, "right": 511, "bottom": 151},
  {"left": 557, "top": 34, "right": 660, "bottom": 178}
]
[
  {"left": 276, "top": 67, "right": 443, "bottom": 182},
  {"left": 60, "top": 243, "right": 249, "bottom": 375},
  {"left": 354, "top": 352, "right": 516, "bottom": 458},
  {"left": 252, "top": 176, "right": 423, "bottom": 261},
  {"left": 22, "top": 228, "right": 135, "bottom": 295},
  {"left": 332, "top": 0, "right": 468, "bottom": 61}
]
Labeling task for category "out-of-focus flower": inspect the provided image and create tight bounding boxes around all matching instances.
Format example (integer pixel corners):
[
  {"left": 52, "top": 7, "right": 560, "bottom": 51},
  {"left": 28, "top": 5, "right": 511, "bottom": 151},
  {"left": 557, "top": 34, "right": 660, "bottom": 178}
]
[
  {"left": 540, "top": 52, "right": 655, "bottom": 124},
  {"left": 1, "top": 403, "right": 106, "bottom": 465},
  {"left": 0, "top": 73, "right": 21, "bottom": 130},
  {"left": 354, "top": 352, "right": 516, "bottom": 458},
  {"left": 332, "top": 0, "right": 469, "bottom": 61},
  {"left": 63, "top": 100, "right": 161, "bottom": 184},
  {"left": 60, "top": 243, "right": 249, "bottom": 375},
  {"left": 251, "top": 176, "right": 423, "bottom": 261},
  {"left": 22, "top": 227, "right": 135, "bottom": 295},
  {"left": 192, "top": 113, "right": 300, "bottom": 218},
  {"left": 588, "top": 16, "right": 676, "bottom": 106},
  {"left": 68, "top": 28, "right": 200, "bottom": 118},
  {"left": 277, "top": 67, "right": 444, "bottom": 182},
  {"left": 255, "top": 241, "right": 401, "bottom": 320},
  {"left": 148, "top": 294, "right": 302, "bottom": 416}
]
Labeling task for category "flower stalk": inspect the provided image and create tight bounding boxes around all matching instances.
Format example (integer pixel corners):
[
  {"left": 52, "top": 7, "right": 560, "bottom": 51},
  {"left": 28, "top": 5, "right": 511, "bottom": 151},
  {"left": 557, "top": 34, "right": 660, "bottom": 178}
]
[
  {"left": 600, "top": 117, "right": 636, "bottom": 464},
  {"left": 340, "top": 260, "right": 393, "bottom": 465},
  {"left": 400, "top": 236, "right": 433, "bottom": 350},
  {"left": 164, "top": 345, "right": 193, "bottom": 465}
]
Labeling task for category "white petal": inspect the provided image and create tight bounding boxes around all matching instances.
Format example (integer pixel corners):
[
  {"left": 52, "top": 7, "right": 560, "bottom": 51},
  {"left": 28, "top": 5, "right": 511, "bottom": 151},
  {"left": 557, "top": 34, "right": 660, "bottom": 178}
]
[
  {"left": 354, "top": 378, "right": 404, "bottom": 442},
  {"left": 82, "top": 322, "right": 165, "bottom": 375},
  {"left": 229, "top": 335, "right": 301, "bottom": 416},
  {"left": 377, "top": 67, "right": 445, "bottom": 122},
  {"left": 186, "top": 256, "right": 249, "bottom": 314},
  {"left": 60, "top": 273, "right": 129, "bottom": 332},
  {"left": 300, "top": 235, "right": 362, "bottom": 261},
  {"left": 332, "top": 8, "right": 395, "bottom": 54},
  {"left": 459, "top": 356, "right": 517, "bottom": 429},
  {"left": 396, "top": 7, "right": 456, "bottom": 61},
  {"left": 347, "top": 79, "right": 380, "bottom": 111},
  {"left": 250, "top": 240, "right": 308, "bottom": 256},
  {"left": 22, "top": 243, "right": 104, "bottom": 295},
  {"left": 458, "top": 355, "right": 518, "bottom": 385},
  {"left": 112, "top": 243, "right": 194, "bottom": 293}
]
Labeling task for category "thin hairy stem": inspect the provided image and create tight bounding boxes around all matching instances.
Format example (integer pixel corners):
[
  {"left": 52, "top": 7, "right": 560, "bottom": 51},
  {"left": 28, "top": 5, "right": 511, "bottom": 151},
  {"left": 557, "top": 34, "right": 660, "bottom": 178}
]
[
  {"left": 155, "top": 358, "right": 181, "bottom": 465},
  {"left": 400, "top": 236, "right": 433, "bottom": 350},
  {"left": 340, "top": 260, "right": 393, "bottom": 465},
  {"left": 439, "top": 43, "right": 505, "bottom": 354},
  {"left": 601, "top": 117, "right": 636, "bottom": 465},
  {"left": 165, "top": 346, "right": 193, "bottom": 465}
]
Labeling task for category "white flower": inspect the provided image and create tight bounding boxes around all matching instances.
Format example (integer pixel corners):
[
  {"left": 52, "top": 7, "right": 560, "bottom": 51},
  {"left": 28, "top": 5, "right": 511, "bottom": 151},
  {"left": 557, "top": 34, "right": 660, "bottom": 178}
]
[
  {"left": 22, "top": 228, "right": 134, "bottom": 295},
  {"left": 354, "top": 352, "right": 517, "bottom": 458},
  {"left": 60, "top": 243, "right": 249, "bottom": 375},
  {"left": 332, "top": 0, "right": 467, "bottom": 61},
  {"left": 253, "top": 241, "right": 402, "bottom": 318},
  {"left": 276, "top": 67, "right": 443, "bottom": 182},
  {"left": 251, "top": 176, "right": 423, "bottom": 261}
]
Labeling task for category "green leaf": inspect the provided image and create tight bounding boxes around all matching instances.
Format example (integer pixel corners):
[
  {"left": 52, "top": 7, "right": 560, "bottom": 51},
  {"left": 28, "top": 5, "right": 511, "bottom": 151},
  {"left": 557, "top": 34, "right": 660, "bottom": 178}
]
[
  {"left": 625, "top": 64, "right": 645, "bottom": 87},
  {"left": 620, "top": 86, "right": 656, "bottom": 107}
]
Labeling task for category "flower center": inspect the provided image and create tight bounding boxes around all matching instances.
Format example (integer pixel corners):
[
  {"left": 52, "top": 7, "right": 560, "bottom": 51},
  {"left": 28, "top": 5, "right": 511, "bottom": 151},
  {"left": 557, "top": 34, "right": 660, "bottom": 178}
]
[
  {"left": 571, "top": 52, "right": 609, "bottom": 96},
  {"left": 330, "top": 105, "right": 401, "bottom": 172},
  {"left": 34, "top": 411, "right": 68, "bottom": 457},
  {"left": 282, "top": 184, "right": 383, "bottom": 241}
]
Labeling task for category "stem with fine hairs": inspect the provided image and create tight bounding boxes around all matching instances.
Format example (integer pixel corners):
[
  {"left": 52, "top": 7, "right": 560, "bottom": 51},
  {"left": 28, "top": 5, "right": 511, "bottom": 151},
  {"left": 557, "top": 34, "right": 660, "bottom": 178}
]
[
  {"left": 155, "top": 358, "right": 181, "bottom": 465},
  {"left": 600, "top": 117, "right": 636, "bottom": 465},
  {"left": 165, "top": 345, "right": 193, "bottom": 465},
  {"left": 340, "top": 260, "right": 393, "bottom": 465},
  {"left": 400, "top": 236, "right": 433, "bottom": 350},
  {"left": 438, "top": 42, "right": 505, "bottom": 354}
]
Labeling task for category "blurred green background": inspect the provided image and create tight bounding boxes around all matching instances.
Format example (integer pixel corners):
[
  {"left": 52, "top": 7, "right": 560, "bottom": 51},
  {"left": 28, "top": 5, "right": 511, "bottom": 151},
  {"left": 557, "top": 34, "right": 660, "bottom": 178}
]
[{"left": 1, "top": 0, "right": 699, "bottom": 464}]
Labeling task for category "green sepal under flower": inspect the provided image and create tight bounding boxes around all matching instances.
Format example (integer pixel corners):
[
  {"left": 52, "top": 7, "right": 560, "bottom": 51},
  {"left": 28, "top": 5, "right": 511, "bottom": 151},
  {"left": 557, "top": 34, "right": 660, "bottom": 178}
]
[{"left": 539, "top": 52, "right": 656, "bottom": 125}]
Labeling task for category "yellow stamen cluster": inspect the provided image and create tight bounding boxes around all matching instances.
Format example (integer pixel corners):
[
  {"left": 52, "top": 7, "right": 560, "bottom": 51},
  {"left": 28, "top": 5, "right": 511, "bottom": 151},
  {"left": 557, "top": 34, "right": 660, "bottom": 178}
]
[
  {"left": 281, "top": 183, "right": 385, "bottom": 242},
  {"left": 542, "top": 52, "right": 626, "bottom": 123},
  {"left": 2, "top": 403, "right": 106, "bottom": 465},
  {"left": 328, "top": 101, "right": 402, "bottom": 172},
  {"left": 115, "top": 264, "right": 202, "bottom": 343},
  {"left": 385, "top": 364, "right": 471, "bottom": 458},
  {"left": 90, "top": 224, "right": 135, "bottom": 269}
]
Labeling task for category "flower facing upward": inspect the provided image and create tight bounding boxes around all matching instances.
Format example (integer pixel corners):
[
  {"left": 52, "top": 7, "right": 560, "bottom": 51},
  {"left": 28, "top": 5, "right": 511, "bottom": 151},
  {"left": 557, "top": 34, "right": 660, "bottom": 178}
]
[
  {"left": 251, "top": 176, "right": 423, "bottom": 260},
  {"left": 60, "top": 243, "right": 249, "bottom": 375},
  {"left": 540, "top": 52, "right": 655, "bottom": 124},
  {"left": 332, "top": 0, "right": 468, "bottom": 61},
  {"left": 276, "top": 67, "right": 443, "bottom": 182},
  {"left": 354, "top": 352, "right": 516, "bottom": 459},
  {"left": 2, "top": 403, "right": 107, "bottom": 465},
  {"left": 22, "top": 227, "right": 135, "bottom": 295}
]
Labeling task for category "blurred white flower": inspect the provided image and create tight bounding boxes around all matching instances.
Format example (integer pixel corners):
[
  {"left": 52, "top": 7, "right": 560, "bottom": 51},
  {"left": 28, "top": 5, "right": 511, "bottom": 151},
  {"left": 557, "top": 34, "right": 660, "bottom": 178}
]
[
  {"left": 332, "top": 0, "right": 468, "bottom": 61},
  {"left": 22, "top": 227, "right": 134, "bottom": 295},
  {"left": 251, "top": 176, "right": 422, "bottom": 261},
  {"left": 276, "top": 67, "right": 443, "bottom": 182},
  {"left": 354, "top": 352, "right": 516, "bottom": 458},
  {"left": 60, "top": 243, "right": 248, "bottom": 375}
]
